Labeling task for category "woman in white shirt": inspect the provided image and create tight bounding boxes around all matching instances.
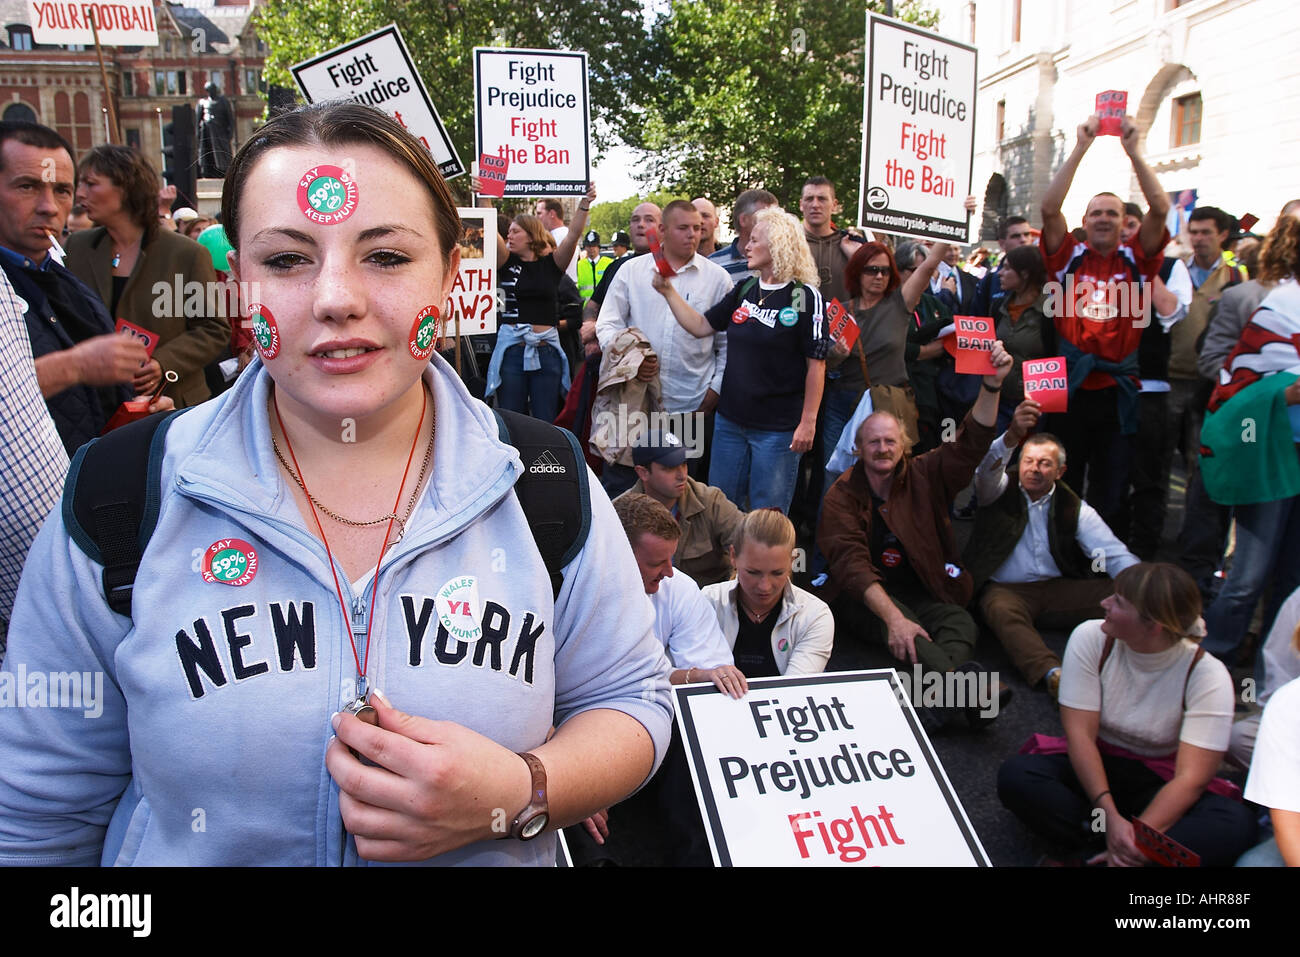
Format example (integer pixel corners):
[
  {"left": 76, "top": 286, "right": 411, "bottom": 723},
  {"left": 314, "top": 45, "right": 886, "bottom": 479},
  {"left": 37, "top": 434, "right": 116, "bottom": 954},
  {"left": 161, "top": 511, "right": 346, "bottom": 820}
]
[
  {"left": 998, "top": 562, "right": 1257, "bottom": 866},
  {"left": 702, "top": 509, "right": 833, "bottom": 677}
]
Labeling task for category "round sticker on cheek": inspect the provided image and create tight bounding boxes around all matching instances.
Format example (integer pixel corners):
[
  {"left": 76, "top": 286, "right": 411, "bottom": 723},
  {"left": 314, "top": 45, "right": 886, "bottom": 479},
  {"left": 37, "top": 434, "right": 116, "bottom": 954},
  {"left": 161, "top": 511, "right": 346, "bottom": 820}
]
[
  {"left": 247, "top": 302, "right": 279, "bottom": 359},
  {"left": 297, "top": 164, "right": 359, "bottom": 225},
  {"left": 408, "top": 305, "right": 441, "bottom": 360}
]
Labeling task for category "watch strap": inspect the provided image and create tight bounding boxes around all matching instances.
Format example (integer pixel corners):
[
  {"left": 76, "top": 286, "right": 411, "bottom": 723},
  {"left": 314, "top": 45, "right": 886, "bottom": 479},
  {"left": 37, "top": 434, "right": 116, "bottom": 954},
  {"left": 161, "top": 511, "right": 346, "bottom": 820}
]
[{"left": 507, "top": 751, "right": 549, "bottom": 841}]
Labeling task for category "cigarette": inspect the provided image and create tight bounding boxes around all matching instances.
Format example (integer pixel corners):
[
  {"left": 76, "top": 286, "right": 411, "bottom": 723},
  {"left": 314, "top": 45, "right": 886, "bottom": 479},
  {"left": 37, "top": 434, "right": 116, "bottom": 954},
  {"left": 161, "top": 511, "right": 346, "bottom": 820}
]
[
  {"left": 149, "top": 369, "right": 179, "bottom": 403},
  {"left": 47, "top": 231, "right": 67, "bottom": 260}
]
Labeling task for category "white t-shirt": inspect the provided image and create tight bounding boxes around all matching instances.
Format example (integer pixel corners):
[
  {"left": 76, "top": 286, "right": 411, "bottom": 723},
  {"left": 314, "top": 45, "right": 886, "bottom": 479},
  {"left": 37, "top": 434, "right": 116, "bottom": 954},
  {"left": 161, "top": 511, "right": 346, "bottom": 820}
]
[
  {"left": 647, "top": 569, "right": 732, "bottom": 670},
  {"left": 1058, "top": 620, "right": 1234, "bottom": 757},
  {"left": 1244, "top": 676, "right": 1300, "bottom": 812}
]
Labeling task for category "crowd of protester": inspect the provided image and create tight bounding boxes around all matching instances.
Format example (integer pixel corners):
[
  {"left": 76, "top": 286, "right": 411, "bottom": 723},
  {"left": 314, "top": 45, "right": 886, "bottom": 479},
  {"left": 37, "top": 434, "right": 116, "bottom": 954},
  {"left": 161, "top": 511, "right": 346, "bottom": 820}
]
[{"left": 1, "top": 105, "right": 1297, "bottom": 867}]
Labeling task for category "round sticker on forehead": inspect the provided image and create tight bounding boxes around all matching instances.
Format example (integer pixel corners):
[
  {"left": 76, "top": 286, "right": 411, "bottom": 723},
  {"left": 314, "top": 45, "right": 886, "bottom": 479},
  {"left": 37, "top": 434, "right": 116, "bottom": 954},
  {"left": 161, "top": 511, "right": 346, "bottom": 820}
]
[
  {"left": 247, "top": 302, "right": 280, "bottom": 359},
  {"left": 409, "top": 305, "right": 441, "bottom": 360},
  {"left": 202, "top": 538, "right": 259, "bottom": 586},
  {"left": 296, "top": 164, "right": 359, "bottom": 225}
]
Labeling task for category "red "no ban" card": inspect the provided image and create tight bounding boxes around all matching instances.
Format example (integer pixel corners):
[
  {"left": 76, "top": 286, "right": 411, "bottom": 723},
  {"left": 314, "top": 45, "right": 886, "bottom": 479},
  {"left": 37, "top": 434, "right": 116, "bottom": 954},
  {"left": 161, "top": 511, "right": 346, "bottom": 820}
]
[
  {"left": 1022, "top": 356, "right": 1069, "bottom": 412},
  {"left": 951, "top": 315, "right": 997, "bottom": 375},
  {"left": 1096, "top": 91, "right": 1127, "bottom": 136},
  {"left": 478, "top": 153, "right": 509, "bottom": 197},
  {"left": 826, "top": 298, "right": 859, "bottom": 351}
]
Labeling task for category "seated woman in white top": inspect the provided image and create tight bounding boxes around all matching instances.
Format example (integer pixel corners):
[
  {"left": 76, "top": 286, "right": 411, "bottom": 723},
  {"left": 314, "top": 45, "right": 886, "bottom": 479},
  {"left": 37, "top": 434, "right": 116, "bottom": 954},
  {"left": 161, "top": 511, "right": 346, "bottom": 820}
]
[
  {"left": 702, "top": 509, "right": 834, "bottom": 677},
  {"left": 997, "top": 563, "right": 1257, "bottom": 866}
]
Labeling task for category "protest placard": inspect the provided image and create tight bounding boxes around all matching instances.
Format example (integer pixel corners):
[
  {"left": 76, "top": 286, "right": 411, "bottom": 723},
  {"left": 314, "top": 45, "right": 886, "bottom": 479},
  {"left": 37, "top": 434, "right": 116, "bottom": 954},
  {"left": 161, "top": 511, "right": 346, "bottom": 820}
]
[
  {"left": 292, "top": 24, "right": 465, "bottom": 180},
  {"left": 676, "top": 672, "right": 989, "bottom": 867},
  {"left": 857, "top": 13, "right": 977, "bottom": 242},
  {"left": 1022, "top": 356, "right": 1069, "bottom": 412},
  {"left": 115, "top": 318, "right": 157, "bottom": 358},
  {"left": 1096, "top": 90, "right": 1128, "bottom": 136},
  {"left": 474, "top": 47, "right": 591, "bottom": 197},
  {"left": 29, "top": 0, "right": 158, "bottom": 45},
  {"left": 443, "top": 208, "right": 497, "bottom": 337},
  {"left": 826, "top": 298, "right": 860, "bottom": 351},
  {"left": 952, "top": 315, "right": 997, "bottom": 375},
  {"left": 477, "top": 153, "right": 509, "bottom": 198}
]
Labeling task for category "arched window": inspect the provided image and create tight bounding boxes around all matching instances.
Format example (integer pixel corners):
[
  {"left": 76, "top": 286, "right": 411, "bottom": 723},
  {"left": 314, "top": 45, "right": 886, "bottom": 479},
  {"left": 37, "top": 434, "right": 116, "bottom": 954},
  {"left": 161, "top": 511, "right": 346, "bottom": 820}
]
[{"left": 2, "top": 103, "right": 38, "bottom": 124}]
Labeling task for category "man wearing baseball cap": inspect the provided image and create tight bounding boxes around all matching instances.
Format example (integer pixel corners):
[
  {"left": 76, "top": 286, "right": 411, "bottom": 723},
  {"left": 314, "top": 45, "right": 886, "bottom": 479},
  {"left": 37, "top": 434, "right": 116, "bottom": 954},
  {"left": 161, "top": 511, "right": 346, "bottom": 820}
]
[
  {"left": 615, "top": 428, "right": 744, "bottom": 586},
  {"left": 576, "top": 229, "right": 612, "bottom": 305}
]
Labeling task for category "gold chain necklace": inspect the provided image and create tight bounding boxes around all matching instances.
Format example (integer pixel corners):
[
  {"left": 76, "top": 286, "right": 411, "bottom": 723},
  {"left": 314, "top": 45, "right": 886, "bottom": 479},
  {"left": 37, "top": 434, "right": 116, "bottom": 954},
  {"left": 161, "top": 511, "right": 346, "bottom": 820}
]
[{"left": 270, "top": 391, "right": 435, "bottom": 541}]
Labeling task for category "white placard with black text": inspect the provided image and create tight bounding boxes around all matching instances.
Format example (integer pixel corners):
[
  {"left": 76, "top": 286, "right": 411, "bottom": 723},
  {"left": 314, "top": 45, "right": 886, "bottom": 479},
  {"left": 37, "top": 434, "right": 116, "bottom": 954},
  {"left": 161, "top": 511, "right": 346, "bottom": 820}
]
[
  {"left": 676, "top": 671, "right": 989, "bottom": 867},
  {"left": 857, "top": 13, "right": 977, "bottom": 243},
  {"left": 292, "top": 24, "right": 465, "bottom": 180},
  {"left": 474, "top": 47, "right": 591, "bottom": 197}
]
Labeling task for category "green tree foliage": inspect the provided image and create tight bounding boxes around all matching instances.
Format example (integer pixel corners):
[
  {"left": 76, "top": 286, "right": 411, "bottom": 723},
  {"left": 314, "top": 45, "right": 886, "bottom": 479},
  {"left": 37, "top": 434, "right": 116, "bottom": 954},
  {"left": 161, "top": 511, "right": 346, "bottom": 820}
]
[
  {"left": 622, "top": 0, "right": 938, "bottom": 224},
  {"left": 254, "top": 0, "right": 650, "bottom": 201},
  {"left": 587, "top": 189, "right": 681, "bottom": 240}
]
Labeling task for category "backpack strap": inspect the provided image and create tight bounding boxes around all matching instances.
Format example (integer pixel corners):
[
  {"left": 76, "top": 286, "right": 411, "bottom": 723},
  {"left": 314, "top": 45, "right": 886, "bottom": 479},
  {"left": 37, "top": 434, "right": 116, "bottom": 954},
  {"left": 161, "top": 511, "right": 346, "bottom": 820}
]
[
  {"left": 64, "top": 409, "right": 187, "bottom": 618},
  {"left": 737, "top": 276, "right": 758, "bottom": 301},
  {"left": 492, "top": 409, "right": 592, "bottom": 599},
  {"left": 1182, "top": 644, "right": 1206, "bottom": 710}
]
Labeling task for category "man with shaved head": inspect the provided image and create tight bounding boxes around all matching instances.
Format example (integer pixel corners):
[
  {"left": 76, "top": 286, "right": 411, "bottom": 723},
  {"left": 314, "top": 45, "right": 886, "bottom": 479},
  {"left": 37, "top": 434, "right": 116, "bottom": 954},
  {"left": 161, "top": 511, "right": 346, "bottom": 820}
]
[
  {"left": 691, "top": 196, "right": 718, "bottom": 257},
  {"left": 1038, "top": 113, "right": 1170, "bottom": 533},
  {"left": 582, "top": 200, "right": 661, "bottom": 327}
]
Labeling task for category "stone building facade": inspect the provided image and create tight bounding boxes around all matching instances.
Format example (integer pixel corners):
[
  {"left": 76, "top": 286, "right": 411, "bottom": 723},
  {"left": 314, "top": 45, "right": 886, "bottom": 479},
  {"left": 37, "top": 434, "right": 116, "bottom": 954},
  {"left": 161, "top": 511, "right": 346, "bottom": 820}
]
[{"left": 928, "top": 0, "right": 1298, "bottom": 243}]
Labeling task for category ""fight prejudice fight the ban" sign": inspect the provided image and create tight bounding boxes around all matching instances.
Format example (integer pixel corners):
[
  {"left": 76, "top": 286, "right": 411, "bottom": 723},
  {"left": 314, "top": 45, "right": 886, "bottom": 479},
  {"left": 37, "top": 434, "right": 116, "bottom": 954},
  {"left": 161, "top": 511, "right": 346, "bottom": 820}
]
[{"left": 676, "top": 672, "right": 989, "bottom": 866}]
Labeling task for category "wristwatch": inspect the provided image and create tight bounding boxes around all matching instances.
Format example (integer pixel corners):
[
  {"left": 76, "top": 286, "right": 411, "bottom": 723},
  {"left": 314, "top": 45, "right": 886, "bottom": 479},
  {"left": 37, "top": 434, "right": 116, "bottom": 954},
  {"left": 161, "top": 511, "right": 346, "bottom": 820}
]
[{"left": 507, "top": 751, "right": 550, "bottom": 840}]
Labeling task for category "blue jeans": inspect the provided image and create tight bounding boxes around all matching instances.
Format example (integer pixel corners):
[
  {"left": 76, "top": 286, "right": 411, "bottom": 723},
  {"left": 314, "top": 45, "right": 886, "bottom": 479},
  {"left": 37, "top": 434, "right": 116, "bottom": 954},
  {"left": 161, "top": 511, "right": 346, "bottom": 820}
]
[
  {"left": 1203, "top": 495, "right": 1300, "bottom": 661},
  {"left": 496, "top": 343, "right": 563, "bottom": 423},
  {"left": 709, "top": 413, "right": 801, "bottom": 512},
  {"left": 821, "top": 388, "right": 863, "bottom": 496}
]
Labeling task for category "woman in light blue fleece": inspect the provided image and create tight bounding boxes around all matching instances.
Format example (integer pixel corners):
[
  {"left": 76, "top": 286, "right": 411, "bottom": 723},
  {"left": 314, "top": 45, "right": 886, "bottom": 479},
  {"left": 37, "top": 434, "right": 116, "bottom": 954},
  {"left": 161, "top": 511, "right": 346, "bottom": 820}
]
[{"left": 0, "top": 103, "right": 673, "bottom": 866}]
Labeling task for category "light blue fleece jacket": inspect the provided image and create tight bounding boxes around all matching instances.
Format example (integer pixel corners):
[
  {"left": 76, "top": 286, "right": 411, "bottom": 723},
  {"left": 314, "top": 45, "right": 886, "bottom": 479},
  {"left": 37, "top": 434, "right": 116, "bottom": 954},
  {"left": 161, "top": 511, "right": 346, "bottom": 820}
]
[{"left": 0, "top": 354, "right": 673, "bottom": 866}]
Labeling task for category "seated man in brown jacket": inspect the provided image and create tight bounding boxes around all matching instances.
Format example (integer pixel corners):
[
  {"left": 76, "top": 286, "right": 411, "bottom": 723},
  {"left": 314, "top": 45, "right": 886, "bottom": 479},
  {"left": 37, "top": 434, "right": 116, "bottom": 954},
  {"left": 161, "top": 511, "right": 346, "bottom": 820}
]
[
  {"left": 615, "top": 429, "right": 744, "bottom": 586},
  {"left": 818, "top": 341, "right": 1014, "bottom": 725}
]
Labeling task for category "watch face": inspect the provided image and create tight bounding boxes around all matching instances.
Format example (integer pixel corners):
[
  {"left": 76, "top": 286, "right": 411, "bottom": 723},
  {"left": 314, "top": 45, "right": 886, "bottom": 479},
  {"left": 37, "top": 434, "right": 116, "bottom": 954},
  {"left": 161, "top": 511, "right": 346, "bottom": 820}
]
[{"left": 521, "top": 813, "right": 549, "bottom": 840}]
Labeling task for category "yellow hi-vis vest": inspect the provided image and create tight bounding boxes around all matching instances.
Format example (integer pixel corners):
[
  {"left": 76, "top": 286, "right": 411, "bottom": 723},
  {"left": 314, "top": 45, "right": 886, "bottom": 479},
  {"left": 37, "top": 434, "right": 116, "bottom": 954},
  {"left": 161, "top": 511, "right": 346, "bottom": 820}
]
[{"left": 577, "top": 255, "right": 613, "bottom": 302}]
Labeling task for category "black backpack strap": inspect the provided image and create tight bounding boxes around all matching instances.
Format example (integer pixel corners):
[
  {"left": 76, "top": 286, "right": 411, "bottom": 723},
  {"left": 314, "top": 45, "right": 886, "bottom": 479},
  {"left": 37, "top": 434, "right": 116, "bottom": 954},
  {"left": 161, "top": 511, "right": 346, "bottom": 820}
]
[
  {"left": 63, "top": 410, "right": 186, "bottom": 618},
  {"left": 492, "top": 409, "right": 592, "bottom": 599}
]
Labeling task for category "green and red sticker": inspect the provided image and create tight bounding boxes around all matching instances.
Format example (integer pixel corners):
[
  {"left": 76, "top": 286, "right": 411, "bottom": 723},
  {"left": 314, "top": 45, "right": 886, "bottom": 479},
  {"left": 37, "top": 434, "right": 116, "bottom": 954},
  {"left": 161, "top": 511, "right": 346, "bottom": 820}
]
[
  {"left": 202, "top": 538, "right": 258, "bottom": 586},
  {"left": 297, "top": 164, "right": 358, "bottom": 225},
  {"left": 408, "top": 305, "right": 441, "bottom": 360},
  {"left": 247, "top": 302, "right": 279, "bottom": 359}
]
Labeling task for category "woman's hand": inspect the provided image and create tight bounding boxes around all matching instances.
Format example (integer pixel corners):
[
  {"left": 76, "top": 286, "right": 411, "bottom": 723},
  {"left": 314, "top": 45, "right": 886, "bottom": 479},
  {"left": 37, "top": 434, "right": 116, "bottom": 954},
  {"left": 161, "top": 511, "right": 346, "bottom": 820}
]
[
  {"left": 1089, "top": 811, "right": 1147, "bottom": 867},
  {"left": 650, "top": 270, "right": 672, "bottom": 298},
  {"left": 327, "top": 691, "right": 532, "bottom": 862},
  {"left": 701, "top": 665, "right": 748, "bottom": 699},
  {"left": 132, "top": 357, "right": 163, "bottom": 395},
  {"left": 790, "top": 418, "right": 816, "bottom": 453},
  {"left": 582, "top": 808, "right": 610, "bottom": 845}
]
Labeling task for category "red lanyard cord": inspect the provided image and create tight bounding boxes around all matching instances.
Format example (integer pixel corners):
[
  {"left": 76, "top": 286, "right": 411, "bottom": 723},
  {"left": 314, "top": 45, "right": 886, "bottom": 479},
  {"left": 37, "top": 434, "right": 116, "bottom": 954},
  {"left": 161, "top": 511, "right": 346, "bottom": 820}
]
[{"left": 272, "top": 389, "right": 428, "bottom": 684}]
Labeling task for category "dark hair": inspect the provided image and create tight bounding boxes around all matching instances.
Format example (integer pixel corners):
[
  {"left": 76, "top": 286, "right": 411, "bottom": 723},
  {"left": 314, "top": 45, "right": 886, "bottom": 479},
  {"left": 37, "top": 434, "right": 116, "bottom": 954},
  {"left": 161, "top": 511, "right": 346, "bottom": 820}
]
[
  {"left": 732, "top": 188, "right": 778, "bottom": 225},
  {"left": 535, "top": 197, "right": 565, "bottom": 221},
  {"left": 1002, "top": 244, "right": 1048, "bottom": 292},
  {"left": 1113, "top": 562, "right": 1203, "bottom": 643},
  {"left": 802, "top": 176, "right": 835, "bottom": 194},
  {"left": 1123, "top": 202, "right": 1143, "bottom": 220},
  {"left": 78, "top": 145, "right": 160, "bottom": 240},
  {"left": 1188, "top": 205, "right": 1232, "bottom": 235},
  {"left": 844, "top": 241, "right": 901, "bottom": 297},
  {"left": 661, "top": 199, "right": 697, "bottom": 222},
  {"left": 220, "top": 102, "right": 461, "bottom": 264},
  {"left": 997, "top": 215, "right": 1029, "bottom": 240},
  {"left": 0, "top": 121, "right": 75, "bottom": 173}
]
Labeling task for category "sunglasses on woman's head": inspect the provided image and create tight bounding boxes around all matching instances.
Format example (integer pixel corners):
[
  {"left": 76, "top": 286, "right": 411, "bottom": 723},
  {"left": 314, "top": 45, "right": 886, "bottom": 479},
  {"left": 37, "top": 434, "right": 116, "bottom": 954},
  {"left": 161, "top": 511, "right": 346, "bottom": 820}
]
[{"left": 861, "top": 265, "right": 891, "bottom": 276}]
